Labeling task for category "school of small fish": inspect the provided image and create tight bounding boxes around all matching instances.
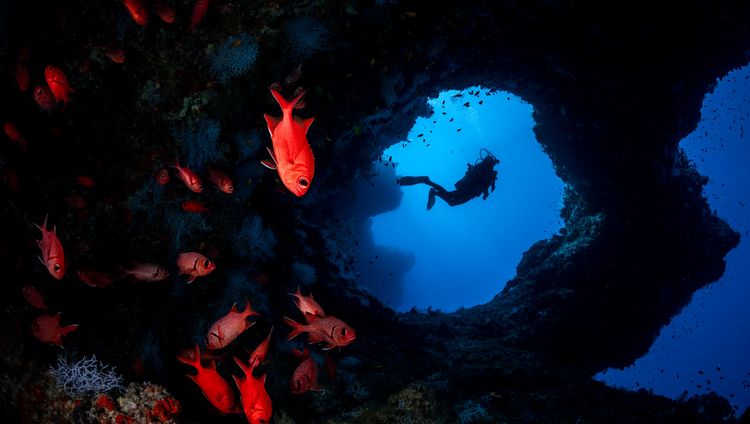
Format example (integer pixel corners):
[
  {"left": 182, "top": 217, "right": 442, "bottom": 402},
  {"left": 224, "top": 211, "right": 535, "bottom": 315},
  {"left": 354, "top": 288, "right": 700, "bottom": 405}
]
[{"left": 6, "top": 3, "right": 349, "bottom": 422}]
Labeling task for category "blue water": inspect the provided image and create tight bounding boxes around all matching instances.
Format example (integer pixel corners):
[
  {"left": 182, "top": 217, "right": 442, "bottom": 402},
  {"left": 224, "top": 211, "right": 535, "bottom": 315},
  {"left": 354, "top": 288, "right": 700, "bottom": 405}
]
[
  {"left": 597, "top": 65, "right": 750, "bottom": 413},
  {"left": 368, "top": 88, "right": 564, "bottom": 311}
]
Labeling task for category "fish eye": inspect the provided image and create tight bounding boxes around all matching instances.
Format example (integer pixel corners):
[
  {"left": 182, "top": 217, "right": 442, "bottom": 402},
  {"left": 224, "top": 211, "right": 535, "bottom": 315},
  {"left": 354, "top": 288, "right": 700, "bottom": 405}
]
[
  {"left": 53, "top": 263, "right": 61, "bottom": 272},
  {"left": 341, "top": 328, "right": 347, "bottom": 336},
  {"left": 298, "top": 178, "right": 308, "bottom": 188},
  {"left": 203, "top": 259, "right": 210, "bottom": 268}
]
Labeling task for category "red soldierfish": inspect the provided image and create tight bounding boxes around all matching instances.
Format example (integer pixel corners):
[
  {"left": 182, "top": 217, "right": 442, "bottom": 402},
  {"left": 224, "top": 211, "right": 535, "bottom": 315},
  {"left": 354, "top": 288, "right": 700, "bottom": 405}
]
[
  {"left": 31, "top": 312, "right": 78, "bottom": 347},
  {"left": 75, "top": 175, "right": 96, "bottom": 188},
  {"left": 156, "top": 168, "right": 170, "bottom": 185},
  {"left": 35, "top": 215, "right": 66, "bottom": 280},
  {"left": 261, "top": 88, "right": 315, "bottom": 197},
  {"left": 249, "top": 328, "right": 273, "bottom": 367},
  {"left": 290, "top": 348, "right": 321, "bottom": 394},
  {"left": 288, "top": 286, "right": 325, "bottom": 322},
  {"left": 153, "top": 2, "right": 176, "bottom": 24},
  {"left": 232, "top": 356, "right": 272, "bottom": 424},
  {"left": 77, "top": 269, "right": 115, "bottom": 288},
  {"left": 123, "top": 0, "right": 149, "bottom": 26},
  {"left": 181, "top": 200, "right": 208, "bottom": 213},
  {"left": 121, "top": 263, "right": 170, "bottom": 282},
  {"left": 103, "top": 47, "right": 126, "bottom": 64},
  {"left": 34, "top": 86, "right": 58, "bottom": 112},
  {"left": 44, "top": 66, "right": 74, "bottom": 106},
  {"left": 22, "top": 285, "right": 47, "bottom": 310},
  {"left": 3, "top": 122, "right": 28, "bottom": 151},
  {"left": 177, "top": 345, "right": 240, "bottom": 414},
  {"left": 177, "top": 252, "right": 215, "bottom": 283},
  {"left": 188, "top": 0, "right": 210, "bottom": 32},
  {"left": 16, "top": 48, "right": 30, "bottom": 92},
  {"left": 171, "top": 160, "right": 203, "bottom": 193},
  {"left": 284, "top": 315, "right": 356, "bottom": 350},
  {"left": 208, "top": 169, "right": 234, "bottom": 194},
  {"left": 206, "top": 300, "right": 260, "bottom": 350}
]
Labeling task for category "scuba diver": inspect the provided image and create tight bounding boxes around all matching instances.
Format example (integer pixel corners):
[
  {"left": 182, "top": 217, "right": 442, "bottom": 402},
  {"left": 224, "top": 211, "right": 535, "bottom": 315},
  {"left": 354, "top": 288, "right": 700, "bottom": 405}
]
[{"left": 397, "top": 149, "right": 500, "bottom": 210}]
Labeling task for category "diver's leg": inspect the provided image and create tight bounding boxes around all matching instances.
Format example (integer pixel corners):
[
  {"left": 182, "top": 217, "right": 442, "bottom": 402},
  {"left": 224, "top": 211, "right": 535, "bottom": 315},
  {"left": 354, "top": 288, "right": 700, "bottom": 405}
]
[{"left": 397, "top": 176, "right": 431, "bottom": 186}]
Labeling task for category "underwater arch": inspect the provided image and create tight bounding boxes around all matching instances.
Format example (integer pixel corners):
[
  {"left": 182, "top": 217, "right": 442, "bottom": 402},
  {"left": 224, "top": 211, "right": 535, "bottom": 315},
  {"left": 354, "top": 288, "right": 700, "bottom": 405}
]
[{"left": 354, "top": 87, "right": 564, "bottom": 311}]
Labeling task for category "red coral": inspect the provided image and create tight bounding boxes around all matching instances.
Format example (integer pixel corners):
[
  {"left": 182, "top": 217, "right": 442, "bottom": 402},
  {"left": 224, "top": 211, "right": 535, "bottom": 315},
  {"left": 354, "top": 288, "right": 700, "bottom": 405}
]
[
  {"left": 114, "top": 414, "right": 126, "bottom": 424},
  {"left": 94, "top": 394, "right": 116, "bottom": 411},
  {"left": 148, "top": 397, "right": 181, "bottom": 422}
]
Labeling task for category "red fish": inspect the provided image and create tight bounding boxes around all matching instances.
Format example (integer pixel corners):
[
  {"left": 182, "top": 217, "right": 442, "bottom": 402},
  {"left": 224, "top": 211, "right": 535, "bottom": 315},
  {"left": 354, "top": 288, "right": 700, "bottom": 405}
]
[
  {"left": 34, "top": 86, "right": 58, "bottom": 112},
  {"left": 288, "top": 286, "right": 325, "bottom": 322},
  {"left": 75, "top": 175, "right": 96, "bottom": 188},
  {"left": 3, "top": 122, "right": 28, "bottom": 151},
  {"left": 31, "top": 312, "right": 78, "bottom": 347},
  {"left": 171, "top": 160, "right": 203, "bottom": 193},
  {"left": 64, "top": 194, "right": 86, "bottom": 209},
  {"left": 208, "top": 169, "right": 234, "bottom": 194},
  {"left": 188, "top": 0, "right": 210, "bottom": 32},
  {"left": 233, "top": 356, "right": 272, "bottom": 424},
  {"left": 249, "top": 328, "right": 273, "bottom": 367},
  {"left": 22, "top": 285, "right": 46, "bottom": 310},
  {"left": 182, "top": 200, "right": 208, "bottom": 213},
  {"left": 103, "top": 47, "right": 126, "bottom": 64},
  {"left": 177, "top": 252, "right": 215, "bottom": 283},
  {"left": 284, "top": 315, "right": 356, "bottom": 350},
  {"left": 177, "top": 345, "right": 240, "bottom": 414},
  {"left": 120, "top": 263, "right": 169, "bottom": 282},
  {"left": 16, "top": 48, "right": 30, "bottom": 92},
  {"left": 77, "top": 269, "right": 115, "bottom": 288},
  {"left": 206, "top": 300, "right": 260, "bottom": 350},
  {"left": 123, "top": 0, "right": 149, "bottom": 26},
  {"left": 156, "top": 168, "right": 170, "bottom": 185},
  {"left": 178, "top": 346, "right": 225, "bottom": 365},
  {"left": 261, "top": 88, "right": 315, "bottom": 197},
  {"left": 44, "top": 66, "right": 74, "bottom": 106},
  {"left": 35, "top": 215, "right": 66, "bottom": 280},
  {"left": 290, "top": 348, "right": 321, "bottom": 394},
  {"left": 153, "top": 2, "right": 176, "bottom": 23}
]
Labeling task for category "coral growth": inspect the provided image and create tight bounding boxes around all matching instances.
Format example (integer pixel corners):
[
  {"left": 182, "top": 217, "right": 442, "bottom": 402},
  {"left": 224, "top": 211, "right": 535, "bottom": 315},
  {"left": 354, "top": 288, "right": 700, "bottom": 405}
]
[
  {"left": 89, "top": 382, "right": 181, "bottom": 424},
  {"left": 49, "top": 355, "right": 123, "bottom": 397},
  {"left": 233, "top": 214, "right": 277, "bottom": 262},
  {"left": 209, "top": 33, "right": 259, "bottom": 84},
  {"left": 283, "top": 17, "right": 330, "bottom": 60},
  {"left": 170, "top": 118, "right": 222, "bottom": 170}
]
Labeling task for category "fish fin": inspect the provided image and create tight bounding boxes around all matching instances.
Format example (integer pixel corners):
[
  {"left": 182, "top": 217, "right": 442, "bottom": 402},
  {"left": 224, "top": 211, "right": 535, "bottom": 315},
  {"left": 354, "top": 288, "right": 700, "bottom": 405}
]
[
  {"left": 37, "top": 256, "right": 45, "bottom": 266},
  {"left": 322, "top": 344, "right": 336, "bottom": 351},
  {"left": 243, "top": 298, "right": 260, "bottom": 317},
  {"left": 304, "top": 312, "right": 319, "bottom": 323},
  {"left": 260, "top": 159, "right": 277, "bottom": 170},
  {"left": 233, "top": 356, "right": 251, "bottom": 376},
  {"left": 186, "top": 374, "right": 199, "bottom": 385},
  {"left": 60, "top": 324, "right": 79, "bottom": 336},
  {"left": 269, "top": 88, "right": 292, "bottom": 113},
  {"left": 232, "top": 374, "right": 245, "bottom": 389},
  {"left": 283, "top": 316, "right": 305, "bottom": 340},
  {"left": 259, "top": 373, "right": 267, "bottom": 384},
  {"left": 186, "top": 275, "right": 197, "bottom": 284},
  {"left": 263, "top": 113, "right": 280, "bottom": 136},
  {"left": 230, "top": 302, "right": 239, "bottom": 313},
  {"left": 294, "top": 117, "right": 315, "bottom": 134},
  {"left": 292, "top": 348, "right": 309, "bottom": 359},
  {"left": 266, "top": 146, "right": 278, "bottom": 164},
  {"left": 206, "top": 359, "right": 217, "bottom": 370}
]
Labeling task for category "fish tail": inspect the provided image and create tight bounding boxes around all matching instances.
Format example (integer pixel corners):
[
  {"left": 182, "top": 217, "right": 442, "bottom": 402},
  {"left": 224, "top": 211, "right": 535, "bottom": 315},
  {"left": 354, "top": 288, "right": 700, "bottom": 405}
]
[
  {"left": 270, "top": 87, "right": 306, "bottom": 114},
  {"left": 233, "top": 355, "right": 252, "bottom": 376},
  {"left": 61, "top": 324, "right": 79, "bottom": 336},
  {"left": 283, "top": 316, "right": 305, "bottom": 340},
  {"left": 176, "top": 344, "right": 201, "bottom": 368}
]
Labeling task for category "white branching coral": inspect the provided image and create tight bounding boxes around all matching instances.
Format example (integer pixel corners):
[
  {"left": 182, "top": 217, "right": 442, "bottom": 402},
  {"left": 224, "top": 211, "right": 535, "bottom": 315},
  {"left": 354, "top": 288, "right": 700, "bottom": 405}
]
[{"left": 49, "top": 355, "right": 124, "bottom": 397}]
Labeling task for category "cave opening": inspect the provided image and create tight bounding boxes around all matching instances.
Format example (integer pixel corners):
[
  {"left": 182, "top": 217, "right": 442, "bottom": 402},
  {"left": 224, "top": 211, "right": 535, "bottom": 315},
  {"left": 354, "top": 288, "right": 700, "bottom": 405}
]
[{"left": 349, "top": 87, "right": 565, "bottom": 312}]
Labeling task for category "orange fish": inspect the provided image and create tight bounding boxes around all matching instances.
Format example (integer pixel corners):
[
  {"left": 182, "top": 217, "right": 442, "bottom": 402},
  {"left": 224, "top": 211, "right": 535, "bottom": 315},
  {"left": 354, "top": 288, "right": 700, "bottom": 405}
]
[
  {"left": 64, "top": 194, "right": 86, "bottom": 209},
  {"left": 261, "top": 88, "right": 315, "bottom": 197},
  {"left": 120, "top": 263, "right": 170, "bottom": 282},
  {"left": 188, "top": 0, "right": 210, "bottom": 32},
  {"left": 3, "top": 122, "right": 28, "bottom": 151},
  {"left": 123, "top": 0, "right": 149, "bottom": 26},
  {"left": 208, "top": 169, "right": 234, "bottom": 194},
  {"left": 22, "top": 285, "right": 46, "bottom": 310},
  {"left": 171, "top": 160, "right": 203, "bottom": 193},
  {"left": 181, "top": 200, "right": 208, "bottom": 213},
  {"left": 288, "top": 286, "right": 325, "bottom": 322},
  {"left": 44, "top": 65, "right": 74, "bottom": 106},
  {"left": 35, "top": 215, "right": 66, "bottom": 280},
  {"left": 177, "top": 345, "right": 240, "bottom": 414},
  {"left": 290, "top": 348, "right": 321, "bottom": 394},
  {"left": 34, "top": 86, "right": 58, "bottom": 112},
  {"left": 103, "top": 47, "right": 126, "bottom": 64},
  {"left": 284, "top": 315, "right": 356, "bottom": 350},
  {"left": 153, "top": 2, "right": 176, "bottom": 24},
  {"left": 156, "top": 168, "right": 170, "bottom": 185},
  {"left": 233, "top": 356, "right": 272, "bottom": 424},
  {"left": 77, "top": 269, "right": 115, "bottom": 288},
  {"left": 206, "top": 299, "right": 260, "bottom": 350},
  {"left": 75, "top": 175, "right": 96, "bottom": 188},
  {"left": 177, "top": 252, "right": 215, "bottom": 283},
  {"left": 249, "top": 328, "right": 273, "bottom": 367},
  {"left": 31, "top": 312, "right": 78, "bottom": 347},
  {"left": 16, "top": 48, "right": 30, "bottom": 92}
]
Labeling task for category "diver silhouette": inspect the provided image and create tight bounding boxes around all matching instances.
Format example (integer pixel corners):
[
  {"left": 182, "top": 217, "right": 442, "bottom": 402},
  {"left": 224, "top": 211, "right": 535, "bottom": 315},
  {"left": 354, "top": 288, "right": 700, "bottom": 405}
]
[{"left": 397, "top": 149, "right": 500, "bottom": 210}]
